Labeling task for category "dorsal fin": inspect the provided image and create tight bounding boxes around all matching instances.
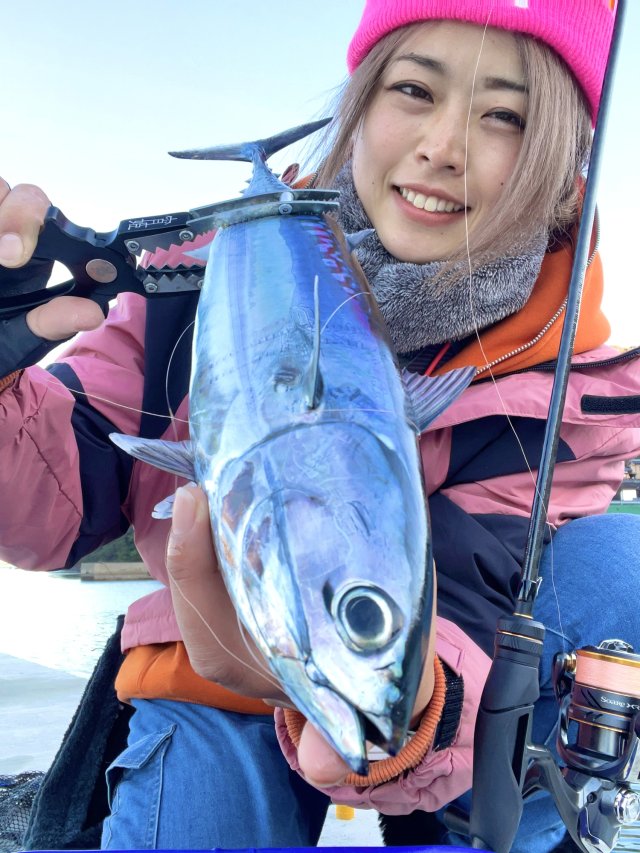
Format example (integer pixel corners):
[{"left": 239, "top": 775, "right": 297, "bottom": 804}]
[
  {"left": 303, "top": 275, "right": 322, "bottom": 410},
  {"left": 345, "top": 228, "right": 375, "bottom": 252},
  {"left": 401, "top": 366, "right": 476, "bottom": 433}
]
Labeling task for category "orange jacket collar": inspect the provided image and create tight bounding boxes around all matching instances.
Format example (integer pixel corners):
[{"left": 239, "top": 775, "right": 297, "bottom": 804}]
[{"left": 441, "top": 239, "right": 610, "bottom": 378}]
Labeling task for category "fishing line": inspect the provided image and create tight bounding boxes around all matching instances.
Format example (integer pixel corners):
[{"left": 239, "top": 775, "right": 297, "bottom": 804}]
[
  {"left": 163, "top": 319, "right": 196, "bottom": 506},
  {"left": 38, "top": 317, "right": 197, "bottom": 429},
  {"left": 165, "top": 319, "right": 196, "bottom": 442},
  {"left": 463, "top": 16, "right": 541, "bottom": 492},
  {"left": 158, "top": 317, "right": 284, "bottom": 684},
  {"left": 298, "top": 406, "right": 399, "bottom": 418},
  {"left": 168, "top": 573, "right": 284, "bottom": 692},
  {"left": 462, "top": 12, "right": 565, "bottom": 643},
  {"left": 320, "top": 290, "right": 371, "bottom": 336},
  {"left": 163, "top": 315, "right": 286, "bottom": 692},
  {"left": 335, "top": 408, "right": 420, "bottom": 433},
  {"left": 235, "top": 611, "right": 287, "bottom": 687},
  {"left": 545, "top": 538, "right": 567, "bottom": 653},
  {"left": 39, "top": 376, "right": 190, "bottom": 424},
  {"left": 319, "top": 291, "right": 421, "bottom": 426}
]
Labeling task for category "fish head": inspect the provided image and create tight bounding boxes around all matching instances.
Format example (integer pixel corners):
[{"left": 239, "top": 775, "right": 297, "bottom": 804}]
[{"left": 210, "top": 422, "right": 432, "bottom": 771}]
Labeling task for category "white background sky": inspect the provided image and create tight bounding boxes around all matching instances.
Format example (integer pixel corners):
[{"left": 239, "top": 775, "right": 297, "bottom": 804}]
[{"left": 2, "top": 1, "right": 638, "bottom": 346}]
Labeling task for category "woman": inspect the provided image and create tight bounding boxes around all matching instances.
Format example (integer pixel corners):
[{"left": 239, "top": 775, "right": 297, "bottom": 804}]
[{"left": 1, "top": 0, "right": 639, "bottom": 851}]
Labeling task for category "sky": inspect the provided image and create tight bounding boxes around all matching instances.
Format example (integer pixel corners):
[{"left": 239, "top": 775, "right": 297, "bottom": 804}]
[{"left": 2, "top": 1, "right": 638, "bottom": 346}]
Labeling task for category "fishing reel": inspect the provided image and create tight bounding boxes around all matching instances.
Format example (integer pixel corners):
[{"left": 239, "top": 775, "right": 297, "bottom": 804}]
[
  {"left": 530, "top": 639, "right": 640, "bottom": 852},
  {"left": 446, "top": 634, "right": 640, "bottom": 853}
]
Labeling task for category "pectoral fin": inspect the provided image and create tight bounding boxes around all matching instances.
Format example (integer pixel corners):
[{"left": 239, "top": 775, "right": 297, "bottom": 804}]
[
  {"left": 152, "top": 493, "right": 176, "bottom": 520},
  {"left": 401, "top": 365, "right": 476, "bottom": 434},
  {"left": 110, "top": 433, "right": 196, "bottom": 480}
]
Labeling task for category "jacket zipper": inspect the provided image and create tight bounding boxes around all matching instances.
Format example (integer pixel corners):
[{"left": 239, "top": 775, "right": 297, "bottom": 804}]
[
  {"left": 513, "top": 345, "right": 640, "bottom": 375},
  {"left": 475, "top": 297, "right": 568, "bottom": 377},
  {"left": 475, "top": 215, "right": 616, "bottom": 379}
]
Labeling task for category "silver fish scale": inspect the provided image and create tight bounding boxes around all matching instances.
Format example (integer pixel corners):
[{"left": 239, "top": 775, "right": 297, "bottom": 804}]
[
  {"left": 191, "top": 215, "right": 411, "bottom": 463},
  {"left": 189, "top": 208, "right": 432, "bottom": 769}
]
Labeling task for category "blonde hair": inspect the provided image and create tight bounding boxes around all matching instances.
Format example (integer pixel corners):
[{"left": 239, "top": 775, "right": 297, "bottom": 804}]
[{"left": 313, "top": 24, "right": 592, "bottom": 269}]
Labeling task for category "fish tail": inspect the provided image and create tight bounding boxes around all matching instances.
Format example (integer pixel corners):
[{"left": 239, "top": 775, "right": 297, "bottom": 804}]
[{"left": 169, "top": 118, "right": 331, "bottom": 163}]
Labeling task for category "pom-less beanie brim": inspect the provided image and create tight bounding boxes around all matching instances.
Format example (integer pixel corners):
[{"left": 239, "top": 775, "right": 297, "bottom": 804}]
[{"left": 347, "top": 0, "right": 616, "bottom": 123}]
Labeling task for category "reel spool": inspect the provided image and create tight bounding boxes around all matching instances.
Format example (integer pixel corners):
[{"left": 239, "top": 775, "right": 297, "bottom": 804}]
[{"left": 553, "top": 639, "right": 640, "bottom": 842}]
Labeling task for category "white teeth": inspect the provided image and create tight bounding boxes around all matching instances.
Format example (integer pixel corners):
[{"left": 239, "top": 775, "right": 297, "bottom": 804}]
[{"left": 399, "top": 187, "right": 464, "bottom": 213}]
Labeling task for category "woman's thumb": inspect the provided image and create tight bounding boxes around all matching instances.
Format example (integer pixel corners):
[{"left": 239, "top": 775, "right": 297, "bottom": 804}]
[{"left": 26, "top": 295, "right": 105, "bottom": 341}]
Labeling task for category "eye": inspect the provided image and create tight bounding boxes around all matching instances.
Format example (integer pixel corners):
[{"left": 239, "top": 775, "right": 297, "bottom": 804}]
[
  {"left": 331, "top": 583, "right": 402, "bottom": 653},
  {"left": 487, "top": 110, "right": 525, "bottom": 130},
  {"left": 391, "top": 82, "right": 433, "bottom": 102}
]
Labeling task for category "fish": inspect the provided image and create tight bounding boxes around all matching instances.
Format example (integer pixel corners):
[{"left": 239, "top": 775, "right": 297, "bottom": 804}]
[{"left": 111, "top": 120, "right": 475, "bottom": 773}]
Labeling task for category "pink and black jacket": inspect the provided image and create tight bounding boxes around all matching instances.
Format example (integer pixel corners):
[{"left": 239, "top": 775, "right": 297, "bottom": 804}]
[{"left": 1, "top": 233, "right": 640, "bottom": 812}]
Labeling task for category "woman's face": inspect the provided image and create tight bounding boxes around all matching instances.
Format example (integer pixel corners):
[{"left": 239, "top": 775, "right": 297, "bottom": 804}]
[{"left": 352, "top": 21, "right": 527, "bottom": 264}]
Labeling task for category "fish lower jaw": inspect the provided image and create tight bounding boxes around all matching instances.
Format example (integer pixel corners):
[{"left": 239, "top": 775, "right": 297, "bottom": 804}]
[
  {"left": 270, "top": 658, "right": 413, "bottom": 772},
  {"left": 358, "top": 708, "right": 409, "bottom": 756}
]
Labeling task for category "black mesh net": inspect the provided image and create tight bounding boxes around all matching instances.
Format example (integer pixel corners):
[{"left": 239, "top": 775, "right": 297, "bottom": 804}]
[{"left": 0, "top": 773, "right": 44, "bottom": 853}]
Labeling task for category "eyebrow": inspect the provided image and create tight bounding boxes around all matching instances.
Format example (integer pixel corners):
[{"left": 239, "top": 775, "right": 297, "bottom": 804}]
[
  {"left": 394, "top": 53, "right": 446, "bottom": 74},
  {"left": 393, "top": 54, "right": 527, "bottom": 94},
  {"left": 483, "top": 76, "right": 528, "bottom": 94}
]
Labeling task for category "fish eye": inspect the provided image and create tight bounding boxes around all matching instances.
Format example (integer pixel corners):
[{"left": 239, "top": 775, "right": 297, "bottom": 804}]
[{"left": 332, "top": 584, "right": 401, "bottom": 652}]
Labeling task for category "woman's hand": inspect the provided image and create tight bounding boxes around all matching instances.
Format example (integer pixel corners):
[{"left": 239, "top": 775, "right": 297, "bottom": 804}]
[
  {"left": 0, "top": 178, "right": 104, "bottom": 341},
  {"left": 165, "top": 483, "right": 290, "bottom": 703},
  {"left": 165, "top": 482, "right": 438, "bottom": 788}
]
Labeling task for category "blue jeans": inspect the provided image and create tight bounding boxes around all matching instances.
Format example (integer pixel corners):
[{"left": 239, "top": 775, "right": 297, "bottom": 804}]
[
  {"left": 101, "top": 700, "right": 330, "bottom": 849},
  {"left": 102, "top": 513, "right": 640, "bottom": 851}
]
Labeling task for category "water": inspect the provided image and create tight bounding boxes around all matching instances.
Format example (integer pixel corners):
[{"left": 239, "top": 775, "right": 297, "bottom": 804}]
[{"left": 0, "top": 566, "right": 162, "bottom": 678}]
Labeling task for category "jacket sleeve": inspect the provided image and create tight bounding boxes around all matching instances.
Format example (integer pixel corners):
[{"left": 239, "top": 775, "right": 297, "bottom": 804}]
[{"left": 0, "top": 294, "right": 146, "bottom": 570}]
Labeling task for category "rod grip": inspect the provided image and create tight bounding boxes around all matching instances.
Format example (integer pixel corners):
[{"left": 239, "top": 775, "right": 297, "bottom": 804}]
[{"left": 468, "top": 617, "right": 545, "bottom": 853}]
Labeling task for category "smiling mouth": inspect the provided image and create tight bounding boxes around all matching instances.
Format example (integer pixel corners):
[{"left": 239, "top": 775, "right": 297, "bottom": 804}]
[{"left": 397, "top": 186, "right": 467, "bottom": 214}]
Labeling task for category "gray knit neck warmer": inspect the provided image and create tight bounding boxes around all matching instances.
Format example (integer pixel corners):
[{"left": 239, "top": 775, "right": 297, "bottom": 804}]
[{"left": 333, "top": 163, "right": 548, "bottom": 354}]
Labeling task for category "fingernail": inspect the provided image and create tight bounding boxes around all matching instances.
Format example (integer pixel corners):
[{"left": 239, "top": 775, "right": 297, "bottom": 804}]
[
  {"left": 171, "top": 485, "right": 197, "bottom": 537},
  {"left": 0, "top": 233, "right": 24, "bottom": 266}
]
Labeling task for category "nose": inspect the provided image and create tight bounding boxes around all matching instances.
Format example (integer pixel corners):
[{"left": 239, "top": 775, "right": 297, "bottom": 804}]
[{"left": 414, "top": 105, "right": 467, "bottom": 173}]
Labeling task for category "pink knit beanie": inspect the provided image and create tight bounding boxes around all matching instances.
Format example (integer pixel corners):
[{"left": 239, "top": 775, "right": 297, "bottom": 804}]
[{"left": 347, "top": 0, "right": 616, "bottom": 122}]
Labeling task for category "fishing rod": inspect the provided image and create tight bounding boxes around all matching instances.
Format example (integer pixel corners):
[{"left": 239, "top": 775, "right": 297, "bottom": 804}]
[{"left": 445, "top": 3, "right": 640, "bottom": 851}]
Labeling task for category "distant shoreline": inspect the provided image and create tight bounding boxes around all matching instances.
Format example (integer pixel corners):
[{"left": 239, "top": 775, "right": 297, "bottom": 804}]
[
  {"left": 80, "top": 561, "right": 151, "bottom": 581},
  {"left": 0, "top": 561, "right": 153, "bottom": 580}
]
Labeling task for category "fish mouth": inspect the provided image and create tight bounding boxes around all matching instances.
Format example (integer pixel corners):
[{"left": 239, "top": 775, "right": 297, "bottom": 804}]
[{"left": 273, "top": 656, "right": 411, "bottom": 774}]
